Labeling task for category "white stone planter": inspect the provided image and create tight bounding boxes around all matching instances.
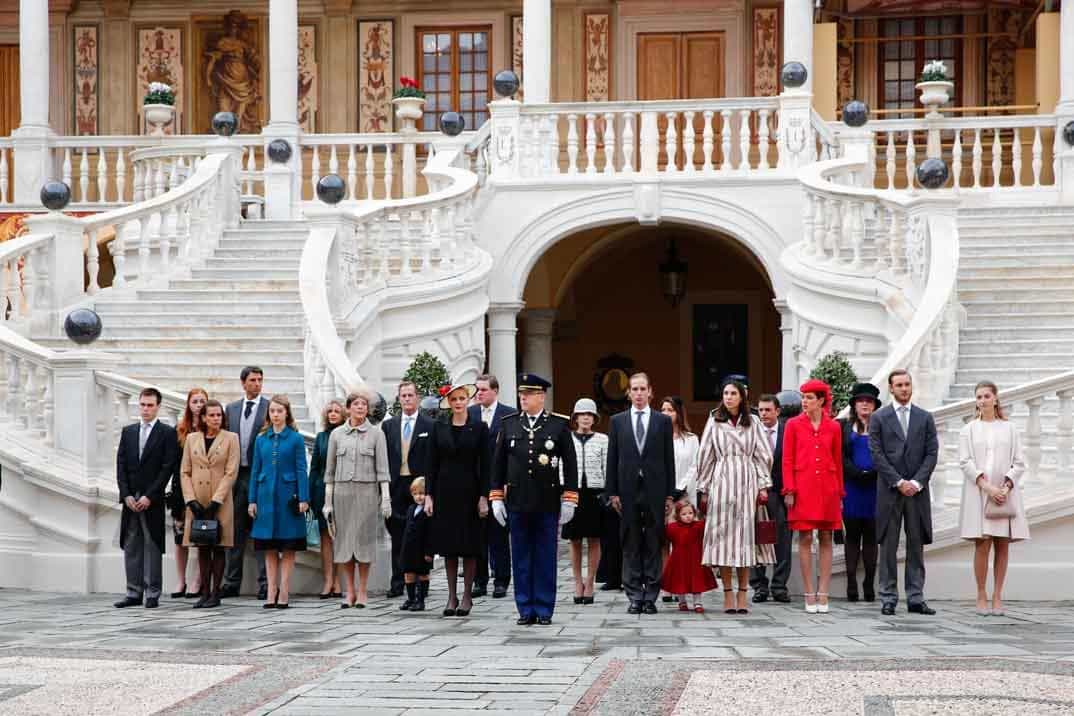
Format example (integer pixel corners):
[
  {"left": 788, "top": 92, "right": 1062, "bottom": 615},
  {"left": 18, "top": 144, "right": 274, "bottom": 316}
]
[
  {"left": 916, "top": 80, "right": 954, "bottom": 109},
  {"left": 143, "top": 103, "right": 175, "bottom": 136},
  {"left": 392, "top": 96, "right": 426, "bottom": 123}
]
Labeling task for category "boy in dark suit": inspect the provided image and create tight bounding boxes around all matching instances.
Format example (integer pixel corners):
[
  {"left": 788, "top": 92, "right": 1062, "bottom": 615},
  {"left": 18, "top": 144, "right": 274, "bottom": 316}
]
[{"left": 399, "top": 477, "right": 433, "bottom": 612}]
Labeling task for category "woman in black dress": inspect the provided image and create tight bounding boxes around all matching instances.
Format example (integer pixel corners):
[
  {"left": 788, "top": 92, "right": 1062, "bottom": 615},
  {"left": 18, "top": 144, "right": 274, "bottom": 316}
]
[
  {"left": 426, "top": 382, "right": 489, "bottom": 617},
  {"left": 562, "top": 398, "right": 607, "bottom": 604}
]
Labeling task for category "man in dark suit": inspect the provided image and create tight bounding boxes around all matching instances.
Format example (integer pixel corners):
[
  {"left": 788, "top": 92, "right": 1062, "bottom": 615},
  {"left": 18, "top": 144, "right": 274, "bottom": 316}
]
[
  {"left": 490, "top": 374, "right": 578, "bottom": 626},
  {"left": 605, "top": 372, "right": 676, "bottom": 615},
  {"left": 382, "top": 380, "right": 433, "bottom": 598},
  {"left": 868, "top": 369, "right": 938, "bottom": 616},
  {"left": 221, "top": 366, "right": 270, "bottom": 599},
  {"left": 115, "top": 387, "right": 178, "bottom": 609},
  {"left": 469, "top": 374, "right": 515, "bottom": 598},
  {"left": 750, "top": 394, "right": 792, "bottom": 603}
]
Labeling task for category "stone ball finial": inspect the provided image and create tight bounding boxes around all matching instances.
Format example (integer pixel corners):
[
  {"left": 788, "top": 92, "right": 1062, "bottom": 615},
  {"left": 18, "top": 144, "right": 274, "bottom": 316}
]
[
  {"left": 40, "top": 180, "right": 71, "bottom": 212},
  {"left": 369, "top": 392, "right": 388, "bottom": 425},
  {"left": 781, "top": 61, "right": 808, "bottom": 89},
  {"left": 439, "top": 111, "right": 466, "bottom": 137},
  {"left": 211, "top": 111, "right": 239, "bottom": 137},
  {"left": 267, "top": 139, "right": 293, "bottom": 164},
  {"left": 316, "top": 174, "right": 346, "bottom": 205},
  {"left": 842, "top": 100, "right": 869, "bottom": 128},
  {"left": 1064, "top": 120, "right": 1074, "bottom": 148},
  {"left": 916, "top": 157, "right": 950, "bottom": 189},
  {"left": 493, "top": 70, "right": 520, "bottom": 99},
  {"left": 64, "top": 308, "right": 103, "bottom": 345}
]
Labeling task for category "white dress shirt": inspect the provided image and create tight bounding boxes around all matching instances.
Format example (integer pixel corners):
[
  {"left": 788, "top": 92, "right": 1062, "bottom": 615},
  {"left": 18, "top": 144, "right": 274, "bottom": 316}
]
[
  {"left": 480, "top": 401, "right": 499, "bottom": 427},
  {"left": 673, "top": 433, "right": 700, "bottom": 501},
  {"left": 138, "top": 418, "right": 158, "bottom": 458}
]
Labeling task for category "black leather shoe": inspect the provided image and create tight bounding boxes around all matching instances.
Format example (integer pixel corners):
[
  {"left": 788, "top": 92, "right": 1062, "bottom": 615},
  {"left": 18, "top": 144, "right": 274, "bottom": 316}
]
[
  {"left": 492, "top": 587, "right": 508, "bottom": 599},
  {"left": 399, "top": 600, "right": 414, "bottom": 611},
  {"left": 114, "top": 596, "right": 142, "bottom": 608},
  {"left": 881, "top": 603, "right": 896, "bottom": 616},
  {"left": 145, "top": 597, "right": 159, "bottom": 609},
  {"left": 601, "top": 583, "right": 622, "bottom": 591},
  {"left": 642, "top": 601, "right": 658, "bottom": 615},
  {"left": 202, "top": 595, "right": 221, "bottom": 609},
  {"left": 219, "top": 585, "right": 239, "bottom": 599},
  {"left": 171, "top": 588, "right": 187, "bottom": 599},
  {"left": 517, "top": 615, "right": 537, "bottom": 625},
  {"left": 863, "top": 589, "right": 876, "bottom": 603},
  {"left": 661, "top": 595, "right": 675, "bottom": 603},
  {"left": 627, "top": 602, "right": 642, "bottom": 615},
  {"left": 471, "top": 585, "right": 488, "bottom": 598},
  {"left": 257, "top": 587, "right": 268, "bottom": 601},
  {"left": 908, "top": 602, "right": 936, "bottom": 615},
  {"left": 772, "top": 593, "right": 791, "bottom": 603},
  {"left": 537, "top": 616, "right": 552, "bottom": 626},
  {"left": 752, "top": 592, "right": 769, "bottom": 603},
  {"left": 412, "top": 599, "right": 425, "bottom": 612},
  {"left": 387, "top": 586, "right": 404, "bottom": 598}
]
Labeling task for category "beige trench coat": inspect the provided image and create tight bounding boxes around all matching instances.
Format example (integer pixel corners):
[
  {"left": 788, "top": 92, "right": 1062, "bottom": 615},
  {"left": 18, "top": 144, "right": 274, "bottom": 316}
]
[{"left": 180, "top": 430, "right": 240, "bottom": 547}]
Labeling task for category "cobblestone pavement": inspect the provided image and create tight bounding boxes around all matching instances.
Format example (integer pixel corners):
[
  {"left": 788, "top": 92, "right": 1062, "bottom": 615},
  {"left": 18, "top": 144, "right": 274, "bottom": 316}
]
[{"left": 1, "top": 557, "right": 1072, "bottom": 715}]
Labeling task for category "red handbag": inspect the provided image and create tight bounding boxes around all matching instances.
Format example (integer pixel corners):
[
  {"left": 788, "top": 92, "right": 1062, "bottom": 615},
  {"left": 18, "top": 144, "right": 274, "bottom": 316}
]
[{"left": 755, "top": 505, "right": 777, "bottom": 545}]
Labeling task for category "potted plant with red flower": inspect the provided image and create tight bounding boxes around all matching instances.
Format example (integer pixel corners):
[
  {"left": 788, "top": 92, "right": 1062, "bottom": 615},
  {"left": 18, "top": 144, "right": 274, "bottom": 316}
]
[{"left": 392, "top": 76, "right": 426, "bottom": 124}]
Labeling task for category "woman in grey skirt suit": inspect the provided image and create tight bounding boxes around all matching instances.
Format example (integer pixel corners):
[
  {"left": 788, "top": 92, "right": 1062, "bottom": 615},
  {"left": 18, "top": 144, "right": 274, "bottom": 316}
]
[{"left": 324, "top": 392, "right": 391, "bottom": 608}]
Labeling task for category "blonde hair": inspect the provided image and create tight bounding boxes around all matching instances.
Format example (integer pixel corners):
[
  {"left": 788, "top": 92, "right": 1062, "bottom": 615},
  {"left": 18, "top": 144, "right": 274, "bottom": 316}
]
[
  {"left": 973, "top": 381, "right": 1006, "bottom": 420},
  {"left": 409, "top": 476, "right": 426, "bottom": 493},
  {"left": 320, "top": 399, "right": 345, "bottom": 430}
]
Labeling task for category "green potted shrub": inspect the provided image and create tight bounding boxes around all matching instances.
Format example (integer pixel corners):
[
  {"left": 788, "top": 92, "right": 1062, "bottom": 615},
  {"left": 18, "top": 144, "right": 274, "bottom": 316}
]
[{"left": 809, "top": 351, "right": 858, "bottom": 415}]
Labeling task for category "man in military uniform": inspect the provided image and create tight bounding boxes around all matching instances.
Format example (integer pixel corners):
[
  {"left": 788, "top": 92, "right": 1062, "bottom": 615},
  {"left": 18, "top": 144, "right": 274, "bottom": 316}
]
[{"left": 490, "top": 374, "right": 578, "bottom": 625}]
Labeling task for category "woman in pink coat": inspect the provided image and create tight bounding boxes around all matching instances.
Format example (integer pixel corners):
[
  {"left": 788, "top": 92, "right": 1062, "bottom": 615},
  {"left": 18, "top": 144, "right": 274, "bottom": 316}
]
[{"left": 782, "top": 379, "right": 844, "bottom": 614}]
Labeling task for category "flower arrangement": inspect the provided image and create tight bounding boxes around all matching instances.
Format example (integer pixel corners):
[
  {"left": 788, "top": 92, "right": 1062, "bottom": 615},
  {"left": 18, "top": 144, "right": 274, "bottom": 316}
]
[
  {"left": 919, "top": 60, "right": 949, "bottom": 83},
  {"left": 393, "top": 76, "right": 426, "bottom": 100},
  {"left": 144, "top": 82, "right": 176, "bottom": 106}
]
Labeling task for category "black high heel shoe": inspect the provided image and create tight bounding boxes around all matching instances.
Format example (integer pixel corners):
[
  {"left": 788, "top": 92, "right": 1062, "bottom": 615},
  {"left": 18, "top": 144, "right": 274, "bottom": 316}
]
[
  {"left": 723, "top": 588, "right": 735, "bottom": 614},
  {"left": 443, "top": 598, "right": 459, "bottom": 617},
  {"left": 456, "top": 598, "right": 473, "bottom": 617}
]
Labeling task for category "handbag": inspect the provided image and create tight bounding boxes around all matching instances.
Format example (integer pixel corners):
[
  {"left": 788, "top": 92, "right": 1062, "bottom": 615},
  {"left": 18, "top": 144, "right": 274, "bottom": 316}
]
[
  {"left": 984, "top": 491, "right": 1017, "bottom": 519},
  {"left": 288, "top": 493, "right": 301, "bottom": 516},
  {"left": 755, "top": 505, "right": 777, "bottom": 545},
  {"left": 305, "top": 510, "right": 321, "bottom": 548},
  {"left": 190, "top": 519, "right": 220, "bottom": 546}
]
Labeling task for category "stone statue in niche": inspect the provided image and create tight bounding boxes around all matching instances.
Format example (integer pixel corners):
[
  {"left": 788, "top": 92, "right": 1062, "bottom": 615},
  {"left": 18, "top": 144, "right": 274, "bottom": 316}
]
[{"left": 203, "top": 10, "right": 261, "bottom": 132}]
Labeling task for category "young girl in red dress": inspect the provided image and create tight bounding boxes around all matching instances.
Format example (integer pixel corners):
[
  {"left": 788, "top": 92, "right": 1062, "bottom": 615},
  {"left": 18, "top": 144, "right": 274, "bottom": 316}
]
[{"left": 661, "top": 501, "right": 718, "bottom": 613}]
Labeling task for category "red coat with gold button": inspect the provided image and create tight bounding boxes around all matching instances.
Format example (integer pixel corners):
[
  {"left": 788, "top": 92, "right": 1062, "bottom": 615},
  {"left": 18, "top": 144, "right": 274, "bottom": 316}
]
[{"left": 781, "top": 413, "right": 844, "bottom": 531}]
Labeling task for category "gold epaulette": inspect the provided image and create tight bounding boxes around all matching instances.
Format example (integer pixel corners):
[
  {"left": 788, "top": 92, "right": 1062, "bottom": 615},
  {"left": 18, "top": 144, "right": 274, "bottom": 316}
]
[{"left": 551, "top": 412, "right": 570, "bottom": 420}]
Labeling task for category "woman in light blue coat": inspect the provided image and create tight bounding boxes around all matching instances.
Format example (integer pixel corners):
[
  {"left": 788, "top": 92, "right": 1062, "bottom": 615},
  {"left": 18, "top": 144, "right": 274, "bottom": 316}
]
[{"left": 248, "top": 394, "right": 309, "bottom": 609}]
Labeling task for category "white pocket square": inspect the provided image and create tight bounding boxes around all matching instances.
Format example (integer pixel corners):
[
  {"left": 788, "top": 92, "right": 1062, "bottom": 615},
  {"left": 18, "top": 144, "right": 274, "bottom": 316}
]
[{"left": 418, "top": 432, "right": 429, "bottom": 437}]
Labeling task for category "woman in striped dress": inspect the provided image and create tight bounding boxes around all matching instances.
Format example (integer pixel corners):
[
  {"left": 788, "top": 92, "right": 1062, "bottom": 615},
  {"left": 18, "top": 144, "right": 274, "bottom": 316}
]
[{"left": 697, "top": 379, "right": 775, "bottom": 614}]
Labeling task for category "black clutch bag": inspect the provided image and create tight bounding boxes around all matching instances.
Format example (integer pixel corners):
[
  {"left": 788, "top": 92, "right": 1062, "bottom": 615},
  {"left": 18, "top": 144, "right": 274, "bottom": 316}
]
[
  {"left": 190, "top": 519, "right": 220, "bottom": 546},
  {"left": 288, "top": 493, "right": 301, "bottom": 516}
]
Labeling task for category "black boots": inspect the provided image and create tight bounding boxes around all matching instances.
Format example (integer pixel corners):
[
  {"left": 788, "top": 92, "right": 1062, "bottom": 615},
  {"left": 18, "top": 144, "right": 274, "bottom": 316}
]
[
  {"left": 414, "top": 580, "right": 427, "bottom": 611},
  {"left": 400, "top": 582, "right": 427, "bottom": 611},
  {"left": 400, "top": 582, "right": 416, "bottom": 611}
]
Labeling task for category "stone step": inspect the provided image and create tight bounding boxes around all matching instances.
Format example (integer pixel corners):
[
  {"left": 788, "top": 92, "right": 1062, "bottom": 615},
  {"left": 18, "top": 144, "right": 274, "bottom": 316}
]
[
  {"left": 120, "top": 361, "right": 305, "bottom": 378},
  {"left": 959, "top": 287, "right": 1074, "bottom": 301},
  {"left": 212, "top": 248, "right": 305, "bottom": 260},
  {"left": 95, "top": 323, "right": 304, "bottom": 338},
  {"left": 955, "top": 367, "right": 1068, "bottom": 384},
  {"left": 89, "top": 310, "right": 303, "bottom": 325},
  {"left": 131, "top": 289, "right": 300, "bottom": 302},
  {"left": 960, "top": 244, "right": 1074, "bottom": 257},
  {"left": 203, "top": 256, "right": 301, "bottom": 269},
  {"left": 959, "top": 267, "right": 1074, "bottom": 279},
  {"left": 90, "top": 299, "right": 299, "bottom": 314},
  {"left": 166, "top": 278, "right": 300, "bottom": 291},
  {"left": 229, "top": 220, "right": 312, "bottom": 234},
  {"left": 958, "top": 352, "right": 1074, "bottom": 369},
  {"left": 960, "top": 256, "right": 1074, "bottom": 269},
  {"left": 78, "top": 336, "right": 305, "bottom": 351},
  {"left": 127, "top": 376, "right": 308, "bottom": 395},
  {"left": 960, "top": 326, "right": 1074, "bottom": 340},
  {"left": 960, "top": 299, "right": 1074, "bottom": 315},
  {"left": 190, "top": 268, "right": 298, "bottom": 281},
  {"left": 957, "top": 338, "right": 1074, "bottom": 355},
  {"left": 957, "top": 209, "right": 1074, "bottom": 225},
  {"left": 216, "top": 240, "right": 306, "bottom": 253},
  {"left": 958, "top": 230, "right": 1074, "bottom": 242}
]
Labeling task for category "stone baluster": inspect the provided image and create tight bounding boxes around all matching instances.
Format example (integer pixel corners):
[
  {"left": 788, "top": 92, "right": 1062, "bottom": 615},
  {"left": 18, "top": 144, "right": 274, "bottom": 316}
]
[
  {"left": 971, "top": 129, "right": 983, "bottom": 188},
  {"left": 383, "top": 144, "right": 393, "bottom": 199},
  {"left": 1032, "top": 126, "right": 1043, "bottom": 187},
  {"left": 0, "top": 149, "right": 7, "bottom": 204},
  {"left": 138, "top": 214, "right": 152, "bottom": 280},
  {"left": 884, "top": 131, "right": 896, "bottom": 189},
  {"left": 364, "top": 145, "right": 375, "bottom": 200},
  {"left": 664, "top": 113, "right": 678, "bottom": 172},
  {"left": 86, "top": 229, "right": 100, "bottom": 294},
  {"left": 0, "top": 260, "right": 11, "bottom": 325},
  {"left": 701, "top": 111, "right": 715, "bottom": 173},
  {"left": 96, "top": 148, "right": 107, "bottom": 202},
  {"left": 848, "top": 201, "right": 864, "bottom": 268},
  {"left": 825, "top": 197, "right": 842, "bottom": 262},
  {"left": 584, "top": 113, "right": 597, "bottom": 174},
  {"left": 682, "top": 112, "right": 696, "bottom": 173},
  {"left": 738, "top": 109, "right": 752, "bottom": 172},
  {"left": 328, "top": 144, "right": 339, "bottom": 179},
  {"left": 1025, "top": 397, "right": 1044, "bottom": 483},
  {"left": 8, "top": 354, "right": 23, "bottom": 427},
  {"left": 62, "top": 148, "right": 73, "bottom": 192},
  {"left": 444, "top": 203, "right": 459, "bottom": 270},
  {"left": 810, "top": 194, "right": 826, "bottom": 258},
  {"left": 347, "top": 145, "right": 357, "bottom": 200},
  {"left": 310, "top": 145, "right": 321, "bottom": 198},
  {"left": 115, "top": 150, "right": 126, "bottom": 202},
  {"left": 801, "top": 189, "right": 814, "bottom": 254},
  {"left": 904, "top": 131, "right": 916, "bottom": 191},
  {"left": 519, "top": 116, "right": 535, "bottom": 179},
  {"left": 720, "top": 110, "right": 732, "bottom": 171},
  {"left": 132, "top": 161, "right": 144, "bottom": 202},
  {"left": 23, "top": 362, "right": 37, "bottom": 434},
  {"left": 872, "top": 202, "right": 889, "bottom": 273},
  {"left": 175, "top": 200, "right": 191, "bottom": 263},
  {"left": 21, "top": 245, "right": 35, "bottom": 321},
  {"left": 951, "top": 130, "right": 962, "bottom": 191},
  {"left": 544, "top": 114, "right": 560, "bottom": 174},
  {"left": 758, "top": 109, "right": 771, "bottom": 170},
  {"left": 31, "top": 245, "right": 48, "bottom": 334},
  {"left": 79, "top": 148, "right": 89, "bottom": 203},
  {"left": 154, "top": 159, "right": 166, "bottom": 197},
  {"left": 244, "top": 148, "right": 256, "bottom": 195},
  {"left": 565, "top": 113, "right": 579, "bottom": 174},
  {"left": 111, "top": 221, "right": 130, "bottom": 288},
  {"left": 376, "top": 217, "right": 390, "bottom": 277},
  {"left": 398, "top": 211, "right": 412, "bottom": 277},
  {"left": 991, "top": 129, "right": 1003, "bottom": 188},
  {"left": 159, "top": 207, "right": 175, "bottom": 276},
  {"left": 1056, "top": 389, "right": 1074, "bottom": 475},
  {"left": 621, "top": 113, "right": 635, "bottom": 174},
  {"left": 639, "top": 111, "right": 659, "bottom": 174},
  {"left": 602, "top": 113, "right": 616, "bottom": 174},
  {"left": 1011, "top": 127, "right": 1023, "bottom": 187},
  {"left": 0, "top": 353, "right": 7, "bottom": 423},
  {"left": 39, "top": 364, "right": 52, "bottom": 445}
]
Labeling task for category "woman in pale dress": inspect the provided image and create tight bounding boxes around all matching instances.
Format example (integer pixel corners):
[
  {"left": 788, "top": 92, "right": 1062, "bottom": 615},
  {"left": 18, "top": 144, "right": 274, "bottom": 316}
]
[
  {"left": 697, "top": 379, "right": 774, "bottom": 614},
  {"left": 658, "top": 395, "right": 698, "bottom": 603},
  {"left": 958, "top": 381, "right": 1028, "bottom": 616},
  {"left": 324, "top": 391, "right": 391, "bottom": 609}
]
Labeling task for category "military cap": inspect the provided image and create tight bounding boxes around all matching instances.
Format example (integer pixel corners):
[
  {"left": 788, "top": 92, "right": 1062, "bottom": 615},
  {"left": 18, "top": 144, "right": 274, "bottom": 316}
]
[{"left": 518, "top": 373, "right": 552, "bottom": 392}]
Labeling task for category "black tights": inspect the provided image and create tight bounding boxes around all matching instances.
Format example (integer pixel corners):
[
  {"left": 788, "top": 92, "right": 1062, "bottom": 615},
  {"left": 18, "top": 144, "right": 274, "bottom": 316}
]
[
  {"left": 445, "top": 556, "right": 476, "bottom": 608},
  {"left": 843, "top": 518, "right": 877, "bottom": 595},
  {"left": 197, "top": 547, "right": 226, "bottom": 596}
]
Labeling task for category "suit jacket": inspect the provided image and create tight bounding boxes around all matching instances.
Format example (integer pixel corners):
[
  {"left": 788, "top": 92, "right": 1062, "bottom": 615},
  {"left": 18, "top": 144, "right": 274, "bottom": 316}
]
[
  {"left": 225, "top": 395, "right": 270, "bottom": 469},
  {"left": 605, "top": 408, "right": 676, "bottom": 528},
  {"left": 760, "top": 419, "right": 786, "bottom": 493},
  {"left": 382, "top": 412, "right": 434, "bottom": 516},
  {"left": 469, "top": 402, "right": 515, "bottom": 467},
  {"left": 116, "top": 420, "right": 179, "bottom": 551},
  {"left": 868, "top": 403, "right": 938, "bottom": 544}
]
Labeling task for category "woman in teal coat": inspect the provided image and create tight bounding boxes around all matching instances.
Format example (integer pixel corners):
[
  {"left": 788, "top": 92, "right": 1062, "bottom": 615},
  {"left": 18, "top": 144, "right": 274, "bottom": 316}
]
[
  {"left": 248, "top": 395, "right": 310, "bottom": 608},
  {"left": 309, "top": 399, "right": 345, "bottom": 599}
]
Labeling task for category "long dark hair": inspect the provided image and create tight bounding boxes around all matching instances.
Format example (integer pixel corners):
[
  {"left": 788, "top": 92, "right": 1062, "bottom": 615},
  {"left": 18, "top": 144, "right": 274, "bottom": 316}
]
[
  {"left": 712, "top": 380, "right": 753, "bottom": 427},
  {"left": 660, "top": 395, "right": 693, "bottom": 436}
]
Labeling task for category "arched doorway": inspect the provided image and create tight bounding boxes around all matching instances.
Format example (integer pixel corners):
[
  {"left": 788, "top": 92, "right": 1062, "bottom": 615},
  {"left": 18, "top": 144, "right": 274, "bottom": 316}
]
[{"left": 520, "top": 222, "right": 781, "bottom": 429}]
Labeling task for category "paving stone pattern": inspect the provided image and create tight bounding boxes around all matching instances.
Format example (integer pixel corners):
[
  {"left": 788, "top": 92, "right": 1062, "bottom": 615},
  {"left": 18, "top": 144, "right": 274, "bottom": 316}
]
[{"left": 0, "top": 556, "right": 1072, "bottom": 715}]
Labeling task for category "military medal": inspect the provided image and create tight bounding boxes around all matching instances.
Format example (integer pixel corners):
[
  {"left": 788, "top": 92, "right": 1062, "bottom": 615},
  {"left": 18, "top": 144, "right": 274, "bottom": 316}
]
[
  {"left": 538, "top": 454, "right": 550, "bottom": 466},
  {"left": 545, "top": 439, "right": 554, "bottom": 450},
  {"left": 551, "top": 457, "right": 559, "bottom": 468}
]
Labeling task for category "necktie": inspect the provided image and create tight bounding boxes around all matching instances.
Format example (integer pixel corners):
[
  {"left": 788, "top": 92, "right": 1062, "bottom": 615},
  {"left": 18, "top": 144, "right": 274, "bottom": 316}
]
[
  {"left": 482, "top": 407, "right": 492, "bottom": 426},
  {"left": 898, "top": 406, "right": 910, "bottom": 437},
  {"left": 768, "top": 428, "right": 777, "bottom": 452},
  {"left": 139, "top": 422, "right": 151, "bottom": 458},
  {"left": 635, "top": 411, "right": 646, "bottom": 451},
  {"left": 403, "top": 417, "right": 412, "bottom": 440},
  {"left": 244, "top": 400, "right": 254, "bottom": 419}
]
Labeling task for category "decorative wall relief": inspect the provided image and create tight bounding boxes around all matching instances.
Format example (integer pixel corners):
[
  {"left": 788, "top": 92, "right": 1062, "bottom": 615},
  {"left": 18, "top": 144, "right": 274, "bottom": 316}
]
[
  {"left": 358, "top": 20, "right": 394, "bottom": 133},
  {"left": 73, "top": 25, "right": 99, "bottom": 136},
  {"left": 137, "top": 26, "right": 184, "bottom": 135},
  {"left": 511, "top": 15, "right": 524, "bottom": 101},
  {"left": 297, "top": 25, "right": 318, "bottom": 133},
  {"left": 986, "top": 7, "right": 1023, "bottom": 108},
  {"left": 837, "top": 18, "right": 855, "bottom": 108},
  {"left": 752, "top": 7, "right": 779, "bottom": 96},
  {"left": 195, "top": 10, "right": 264, "bottom": 134},
  {"left": 583, "top": 13, "right": 610, "bottom": 102}
]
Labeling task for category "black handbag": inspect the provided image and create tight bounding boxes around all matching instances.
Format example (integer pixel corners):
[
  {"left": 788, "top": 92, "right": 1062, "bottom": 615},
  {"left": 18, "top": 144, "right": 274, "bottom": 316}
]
[
  {"left": 190, "top": 519, "right": 220, "bottom": 546},
  {"left": 288, "top": 493, "right": 301, "bottom": 516}
]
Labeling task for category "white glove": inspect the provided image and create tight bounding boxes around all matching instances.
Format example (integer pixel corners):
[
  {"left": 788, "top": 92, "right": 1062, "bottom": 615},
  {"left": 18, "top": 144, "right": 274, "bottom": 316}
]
[
  {"left": 492, "top": 499, "right": 507, "bottom": 527},
  {"left": 324, "top": 484, "right": 334, "bottom": 520},
  {"left": 559, "top": 502, "right": 576, "bottom": 526},
  {"left": 379, "top": 482, "right": 392, "bottom": 519}
]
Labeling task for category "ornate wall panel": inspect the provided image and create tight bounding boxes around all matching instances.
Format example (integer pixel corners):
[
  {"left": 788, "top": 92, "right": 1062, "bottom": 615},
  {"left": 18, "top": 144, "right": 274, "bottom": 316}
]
[
  {"left": 986, "top": 7, "right": 1024, "bottom": 108},
  {"left": 193, "top": 10, "right": 265, "bottom": 135},
  {"left": 583, "top": 13, "right": 610, "bottom": 102},
  {"left": 358, "top": 20, "right": 394, "bottom": 132},
  {"left": 752, "top": 6, "right": 779, "bottom": 96},
  {"left": 136, "top": 26, "right": 184, "bottom": 135},
  {"left": 73, "top": 25, "right": 99, "bottom": 136},
  {"left": 511, "top": 15, "right": 524, "bottom": 101},
  {"left": 298, "top": 25, "right": 318, "bottom": 133},
  {"left": 837, "top": 18, "right": 855, "bottom": 108}
]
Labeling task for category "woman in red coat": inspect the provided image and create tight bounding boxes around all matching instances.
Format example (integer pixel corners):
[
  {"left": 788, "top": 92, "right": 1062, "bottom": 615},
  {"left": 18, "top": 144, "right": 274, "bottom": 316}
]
[{"left": 782, "top": 379, "right": 843, "bottom": 614}]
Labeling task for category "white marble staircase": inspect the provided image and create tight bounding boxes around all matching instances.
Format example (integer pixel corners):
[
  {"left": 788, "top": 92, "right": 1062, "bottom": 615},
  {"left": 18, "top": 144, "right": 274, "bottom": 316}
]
[{"left": 42, "top": 220, "right": 315, "bottom": 430}]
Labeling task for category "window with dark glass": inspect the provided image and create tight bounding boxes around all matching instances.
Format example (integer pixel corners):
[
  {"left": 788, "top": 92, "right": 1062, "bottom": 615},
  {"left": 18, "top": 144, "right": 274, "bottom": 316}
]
[
  {"left": 879, "top": 16, "right": 961, "bottom": 115},
  {"left": 692, "top": 304, "right": 749, "bottom": 403},
  {"left": 416, "top": 27, "right": 492, "bottom": 132}
]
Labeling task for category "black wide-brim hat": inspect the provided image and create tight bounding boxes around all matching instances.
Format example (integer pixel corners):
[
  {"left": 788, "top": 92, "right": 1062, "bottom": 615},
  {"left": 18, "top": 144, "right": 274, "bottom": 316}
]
[{"left": 849, "top": 382, "right": 882, "bottom": 410}]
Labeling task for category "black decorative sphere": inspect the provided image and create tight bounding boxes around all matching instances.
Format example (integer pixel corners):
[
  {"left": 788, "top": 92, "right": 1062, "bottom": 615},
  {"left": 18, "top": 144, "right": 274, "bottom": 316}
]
[
  {"left": 211, "top": 111, "right": 238, "bottom": 137},
  {"left": 1064, "top": 121, "right": 1074, "bottom": 148},
  {"left": 40, "top": 180, "right": 71, "bottom": 211},
  {"left": 64, "top": 308, "right": 102, "bottom": 345},
  {"left": 776, "top": 390, "right": 803, "bottom": 419},
  {"left": 267, "top": 139, "right": 293, "bottom": 163},
  {"left": 916, "top": 157, "right": 950, "bottom": 189},
  {"left": 781, "top": 61, "right": 808, "bottom": 89},
  {"left": 842, "top": 100, "right": 869, "bottom": 128},
  {"left": 493, "top": 69, "right": 520, "bottom": 98},
  {"left": 439, "top": 111, "right": 466, "bottom": 137},
  {"left": 316, "top": 174, "right": 346, "bottom": 205},
  {"left": 369, "top": 392, "right": 388, "bottom": 425}
]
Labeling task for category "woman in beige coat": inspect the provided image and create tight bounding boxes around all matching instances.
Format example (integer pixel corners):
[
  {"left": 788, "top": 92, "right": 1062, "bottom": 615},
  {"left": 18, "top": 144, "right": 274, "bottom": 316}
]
[
  {"left": 958, "top": 381, "right": 1028, "bottom": 617},
  {"left": 181, "top": 399, "right": 240, "bottom": 609}
]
